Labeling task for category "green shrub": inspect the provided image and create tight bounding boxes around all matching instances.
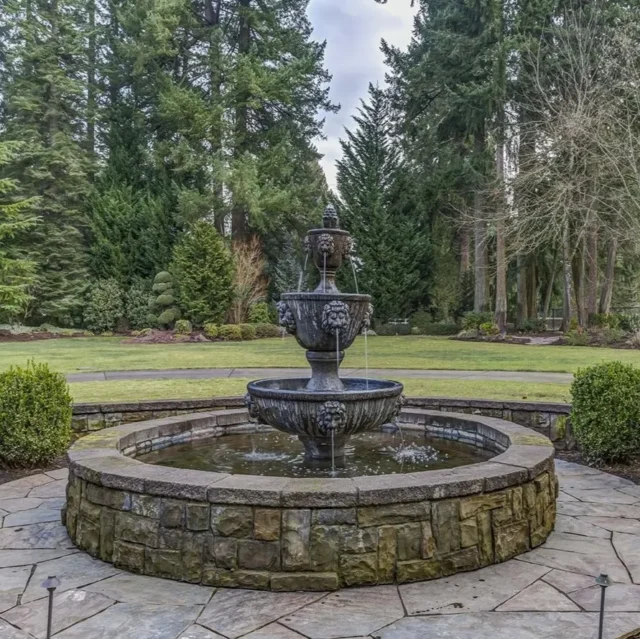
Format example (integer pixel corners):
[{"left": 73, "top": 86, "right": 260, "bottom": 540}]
[
  {"left": 480, "top": 322, "right": 500, "bottom": 336},
  {"left": 239, "top": 323, "right": 257, "bottom": 340},
  {"left": 204, "top": 323, "right": 219, "bottom": 339},
  {"left": 171, "top": 221, "right": 235, "bottom": 326},
  {"left": 83, "top": 279, "right": 124, "bottom": 333},
  {"left": 0, "top": 361, "right": 72, "bottom": 468},
  {"left": 410, "top": 310, "right": 433, "bottom": 333},
  {"left": 571, "top": 362, "right": 640, "bottom": 463},
  {"left": 565, "top": 329, "right": 590, "bottom": 346},
  {"left": 174, "top": 319, "right": 193, "bottom": 335},
  {"left": 457, "top": 329, "right": 479, "bottom": 339},
  {"left": 588, "top": 313, "right": 620, "bottom": 329},
  {"left": 461, "top": 311, "right": 493, "bottom": 331},
  {"left": 255, "top": 323, "right": 281, "bottom": 338},
  {"left": 422, "top": 323, "right": 459, "bottom": 336},
  {"left": 376, "top": 323, "right": 412, "bottom": 336},
  {"left": 411, "top": 326, "right": 422, "bottom": 335},
  {"left": 517, "top": 318, "right": 547, "bottom": 333},
  {"left": 617, "top": 313, "right": 640, "bottom": 333},
  {"left": 249, "top": 302, "right": 272, "bottom": 325},
  {"left": 124, "top": 282, "right": 152, "bottom": 330},
  {"left": 600, "top": 327, "right": 625, "bottom": 345},
  {"left": 218, "top": 324, "right": 242, "bottom": 341},
  {"left": 148, "top": 272, "right": 181, "bottom": 328}
]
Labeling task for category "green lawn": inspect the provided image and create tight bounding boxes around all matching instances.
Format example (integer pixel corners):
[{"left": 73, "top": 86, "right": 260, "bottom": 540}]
[
  {"left": 1, "top": 335, "right": 638, "bottom": 374},
  {"left": 69, "top": 377, "right": 572, "bottom": 404}
]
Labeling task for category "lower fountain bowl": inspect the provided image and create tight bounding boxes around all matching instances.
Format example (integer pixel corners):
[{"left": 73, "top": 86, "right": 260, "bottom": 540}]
[{"left": 246, "top": 378, "right": 404, "bottom": 461}]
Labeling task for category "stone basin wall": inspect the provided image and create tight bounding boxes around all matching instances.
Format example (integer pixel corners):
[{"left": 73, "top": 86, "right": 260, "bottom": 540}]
[
  {"left": 64, "top": 409, "right": 557, "bottom": 591},
  {"left": 71, "top": 396, "right": 574, "bottom": 450}
]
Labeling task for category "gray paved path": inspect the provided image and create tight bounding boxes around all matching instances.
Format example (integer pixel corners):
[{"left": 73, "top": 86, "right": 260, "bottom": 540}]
[
  {"left": 66, "top": 367, "right": 573, "bottom": 384},
  {"left": 1, "top": 460, "right": 639, "bottom": 638}
]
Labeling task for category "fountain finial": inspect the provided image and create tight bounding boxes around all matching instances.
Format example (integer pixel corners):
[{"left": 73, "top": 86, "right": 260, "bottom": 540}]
[{"left": 323, "top": 203, "right": 339, "bottom": 229}]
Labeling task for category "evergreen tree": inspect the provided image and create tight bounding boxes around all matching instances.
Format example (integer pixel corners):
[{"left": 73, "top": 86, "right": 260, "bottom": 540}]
[
  {"left": 0, "top": 142, "right": 38, "bottom": 322},
  {"left": 337, "top": 84, "right": 430, "bottom": 322},
  {"left": 0, "top": 0, "right": 92, "bottom": 325},
  {"left": 171, "top": 221, "right": 235, "bottom": 325}
]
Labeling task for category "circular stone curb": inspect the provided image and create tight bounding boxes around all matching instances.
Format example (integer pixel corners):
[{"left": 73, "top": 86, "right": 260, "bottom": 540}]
[{"left": 64, "top": 408, "right": 557, "bottom": 591}]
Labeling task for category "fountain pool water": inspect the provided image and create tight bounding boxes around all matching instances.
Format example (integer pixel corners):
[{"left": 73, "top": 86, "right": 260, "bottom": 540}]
[{"left": 139, "top": 426, "right": 495, "bottom": 478}]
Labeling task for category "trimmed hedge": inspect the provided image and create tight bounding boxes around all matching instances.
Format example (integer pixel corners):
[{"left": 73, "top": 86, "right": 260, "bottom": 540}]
[
  {"left": 571, "top": 362, "right": 640, "bottom": 463},
  {"left": 255, "top": 323, "right": 280, "bottom": 338},
  {"left": 0, "top": 361, "right": 72, "bottom": 468},
  {"left": 239, "top": 324, "right": 257, "bottom": 340},
  {"left": 218, "top": 325, "right": 243, "bottom": 341}
]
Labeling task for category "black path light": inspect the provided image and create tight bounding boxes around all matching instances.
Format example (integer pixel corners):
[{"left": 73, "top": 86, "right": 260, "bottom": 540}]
[
  {"left": 41, "top": 575, "right": 60, "bottom": 639},
  {"left": 595, "top": 573, "right": 612, "bottom": 639}
]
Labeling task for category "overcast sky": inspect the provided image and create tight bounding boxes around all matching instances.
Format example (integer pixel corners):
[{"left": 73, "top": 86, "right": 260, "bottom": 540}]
[{"left": 307, "top": 0, "right": 417, "bottom": 191}]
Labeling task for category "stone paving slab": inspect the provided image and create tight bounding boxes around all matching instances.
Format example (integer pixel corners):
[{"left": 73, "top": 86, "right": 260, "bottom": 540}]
[
  {"left": 399, "top": 561, "right": 550, "bottom": 615},
  {"left": 21, "top": 553, "right": 119, "bottom": 603},
  {"left": 86, "top": 573, "right": 214, "bottom": 606},
  {"left": 1, "top": 589, "right": 114, "bottom": 638},
  {"left": 198, "top": 590, "right": 324, "bottom": 639},
  {"left": 374, "top": 612, "right": 640, "bottom": 639},
  {"left": 54, "top": 603, "right": 202, "bottom": 639},
  {"left": 280, "top": 586, "right": 405, "bottom": 639},
  {"left": 495, "top": 580, "right": 579, "bottom": 612},
  {"left": 1, "top": 460, "right": 640, "bottom": 637}
]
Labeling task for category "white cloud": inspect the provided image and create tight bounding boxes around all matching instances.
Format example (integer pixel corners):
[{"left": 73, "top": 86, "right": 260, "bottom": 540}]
[{"left": 308, "top": 0, "right": 417, "bottom": 190}]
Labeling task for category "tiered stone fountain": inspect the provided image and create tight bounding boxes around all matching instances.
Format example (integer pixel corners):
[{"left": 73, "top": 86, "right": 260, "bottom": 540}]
[
  {"left": 64, "top": 204, "right": 557, "bottom": 591},
  {"left": 245, "top": 204, "right": 404, "bottom": 464}
]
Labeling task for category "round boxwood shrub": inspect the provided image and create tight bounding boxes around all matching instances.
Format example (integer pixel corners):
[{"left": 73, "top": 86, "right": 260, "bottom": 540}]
[
  {"left": 571, "top": 362, "right": 640, "bottom": 464},
  {"left": 204, "top": 323, "right": 219, "bottom": 339},
  {"left": 239, "top": 323, "right": 257, "bottom": 340},
  {"left": 255, "top": 323, "right": 280, "bottom": 339},
  {"left": 0, "top": 361, "right": 73, "bottom": 468},
  {"left": 218, "top": 324, "right": 242, "bottom": 341},
  {"left": 174, "top": 319, "right": 193, "bottom": 335}
]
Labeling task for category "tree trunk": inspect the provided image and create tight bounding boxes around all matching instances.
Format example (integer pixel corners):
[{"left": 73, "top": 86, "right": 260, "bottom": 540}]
[
  {"left": 562, "top": 223, "right": 577, "bottom": 330},
  {"left": 516, "top": 254, "right": 528, "bottom": 326},
  {"left": 87, "top": 0, "right": 96, "bottom": 180},
  {"left": 232, "top": 0, "right": 251, "bottom": 242},
  {"left": 460, "top": 228, "right": 471, "bottom": 273},
  {"left": 585, "top": 224, "right": 598, "bottom": 320},
  {"left": 494, "top": 112, "right": 507, "bottom": 333},
  {"left": 599, "top": 238, "right": 618, "bottom": 314},
  {"left": 542, "top": 251, "right": 557, "bottom": 322},
  {"left": 526, "top": 262, "right": 537, "bottom": 319},
  {"left": 473, "top": 129, "right": 488, "bottom": 312},
  {"left": 573, "top": 238, "right": 586, "bottom": 327},
  {"left": 205, "top": 0, "right": 225, "bottom": 234}
]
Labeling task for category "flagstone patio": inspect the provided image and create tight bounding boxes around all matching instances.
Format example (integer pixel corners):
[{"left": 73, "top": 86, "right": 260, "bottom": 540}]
[{"left": 1, "top": 460, "right": 640, "bottom": 638}]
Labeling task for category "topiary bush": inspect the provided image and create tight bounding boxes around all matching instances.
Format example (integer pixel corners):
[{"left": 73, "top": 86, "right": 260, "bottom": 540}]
[
  {"left": 171, "top": 221, "right": 235, "bottom": 326},
  {"left": 174, "top": 319, "right": 193, "bottom": 335},
  {"left": 83, "top": 279, "right": 124, "bottom": 333},
  {"left": 239, "top": 323, "right": 257, "bottom": 340},
  {"left": 248, "top": 302, "right": 272, "bottom": 324},
  {"left": 571, "top": 362, "right": 640, "bottom": 464},
  {"left": 218, "top": 324, "right": 243, "bottom": 341},
  {"left": 410, "top": 310, "right": 433, "bottom": 333},
  {"left": 0, "top": 361, "right": 72, "bottom": 468},
  {"left": 148, "top": 272, "right": 181, "bottom": 328},
  {"left": 255, "top": 323, "right": 281, "bottom": 338},
  {"left": 204, "top": 323, "right": 219, "bottom": 339}
]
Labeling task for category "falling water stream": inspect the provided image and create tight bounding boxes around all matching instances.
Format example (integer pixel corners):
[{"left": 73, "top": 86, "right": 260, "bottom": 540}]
[
  {"left": 350, "top": 260, "right": 360, "bottom": 295},
  {"left": 364, "top": 329, "right": 369, "bottom": 390}
]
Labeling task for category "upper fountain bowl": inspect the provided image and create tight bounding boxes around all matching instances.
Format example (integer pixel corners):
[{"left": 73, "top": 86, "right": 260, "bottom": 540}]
[{"left": 279, "top": 292, "right": 371, "bottom": 352}]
